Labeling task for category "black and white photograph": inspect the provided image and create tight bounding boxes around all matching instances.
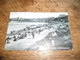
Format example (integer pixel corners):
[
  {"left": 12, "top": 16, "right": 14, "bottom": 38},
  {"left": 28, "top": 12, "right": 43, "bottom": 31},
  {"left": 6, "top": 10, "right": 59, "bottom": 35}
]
[{"left": 5, "top": 12, "right": 72, "bottom": 50}]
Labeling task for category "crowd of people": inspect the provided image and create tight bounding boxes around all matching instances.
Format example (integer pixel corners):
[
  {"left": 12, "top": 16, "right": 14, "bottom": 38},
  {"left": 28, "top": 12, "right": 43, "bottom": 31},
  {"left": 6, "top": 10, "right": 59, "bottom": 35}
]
[{"left": 5, "top": 24, "right": 48, "bottom": 44}]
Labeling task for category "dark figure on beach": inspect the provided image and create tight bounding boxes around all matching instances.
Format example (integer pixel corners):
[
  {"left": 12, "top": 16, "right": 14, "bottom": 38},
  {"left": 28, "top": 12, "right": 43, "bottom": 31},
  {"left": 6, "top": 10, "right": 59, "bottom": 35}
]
[
  {"left": 11, "top": 31, "right": 13, "bottom": 34},
  {"left": 38, "top": 29, "right": 41, "bottom": 34},
  {"left": 6, "top": 37, "right": 10, "bottom": 44},
  {"left": 24, "top": 32, "right": 27, "bottom": 37},
  {"left": 13, "top": 35, "right": 17, "bottom": 41}
]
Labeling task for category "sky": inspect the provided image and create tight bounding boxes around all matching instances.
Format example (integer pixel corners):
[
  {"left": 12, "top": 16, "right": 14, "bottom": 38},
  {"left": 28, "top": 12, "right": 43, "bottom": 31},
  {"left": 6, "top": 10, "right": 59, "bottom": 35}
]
[{"left": 10, "top": 12, "right": 68, "bottom": 18}]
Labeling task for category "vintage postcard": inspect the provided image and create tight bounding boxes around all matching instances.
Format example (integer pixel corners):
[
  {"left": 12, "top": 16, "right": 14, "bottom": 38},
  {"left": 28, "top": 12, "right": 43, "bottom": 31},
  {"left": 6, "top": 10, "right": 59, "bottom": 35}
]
[{"left": 5, "top": 12, "right": 72, "bottom": 50}]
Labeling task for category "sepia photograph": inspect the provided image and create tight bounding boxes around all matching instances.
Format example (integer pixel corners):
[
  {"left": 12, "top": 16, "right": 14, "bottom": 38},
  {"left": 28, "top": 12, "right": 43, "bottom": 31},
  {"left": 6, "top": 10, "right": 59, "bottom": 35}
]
[{"left": 5, "top": 12, "right": 72, "bottom": 50}]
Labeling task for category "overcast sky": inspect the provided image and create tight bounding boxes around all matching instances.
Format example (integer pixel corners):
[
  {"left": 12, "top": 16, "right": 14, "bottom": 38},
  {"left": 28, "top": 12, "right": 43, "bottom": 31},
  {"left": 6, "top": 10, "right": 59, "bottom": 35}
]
[{"left": 10, "top": 12, "right": 68, "bottom": 18}]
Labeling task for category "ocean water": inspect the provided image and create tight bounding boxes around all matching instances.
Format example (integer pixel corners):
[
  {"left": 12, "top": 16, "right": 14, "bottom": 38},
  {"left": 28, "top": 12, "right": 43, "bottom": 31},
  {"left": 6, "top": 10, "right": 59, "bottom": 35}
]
[{"left": 7, "top": 21, "right": 47, "bottom": 34}]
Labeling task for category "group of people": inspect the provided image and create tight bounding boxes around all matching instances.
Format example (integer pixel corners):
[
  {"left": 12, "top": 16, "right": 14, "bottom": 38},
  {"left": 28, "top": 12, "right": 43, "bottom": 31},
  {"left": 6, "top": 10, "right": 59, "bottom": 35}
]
[
  {"left": 6, "top": 31, "right": 35, "bottom": 44},
  {"left": 6, "top": 25, "right": 46, "bottom": 44}
]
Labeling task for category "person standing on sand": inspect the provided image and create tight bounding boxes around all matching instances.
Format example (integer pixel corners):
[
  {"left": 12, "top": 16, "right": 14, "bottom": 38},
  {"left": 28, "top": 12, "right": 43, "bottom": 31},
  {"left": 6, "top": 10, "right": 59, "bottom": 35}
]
[
  {"left": 32, "top": 32, "right": 35, "bottom": 39},
  {"left": 13, "top": 35, "right": 17, "bottom": 41}
]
